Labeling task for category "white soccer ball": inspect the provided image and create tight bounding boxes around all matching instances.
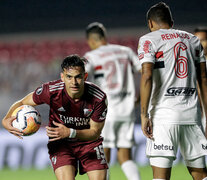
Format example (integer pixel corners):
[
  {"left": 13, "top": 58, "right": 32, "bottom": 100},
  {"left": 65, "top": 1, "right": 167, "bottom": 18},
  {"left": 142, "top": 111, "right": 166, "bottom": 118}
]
[{"left": 12, "top": 105, "right": 41, "bottom": 136}]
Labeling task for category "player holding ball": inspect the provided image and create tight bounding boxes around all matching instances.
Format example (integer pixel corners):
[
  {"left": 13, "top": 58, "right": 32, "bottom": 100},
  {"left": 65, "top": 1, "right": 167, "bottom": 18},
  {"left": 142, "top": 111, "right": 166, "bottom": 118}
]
[{"left": 2, "top": 54, "right": 108, "bottom": 180}]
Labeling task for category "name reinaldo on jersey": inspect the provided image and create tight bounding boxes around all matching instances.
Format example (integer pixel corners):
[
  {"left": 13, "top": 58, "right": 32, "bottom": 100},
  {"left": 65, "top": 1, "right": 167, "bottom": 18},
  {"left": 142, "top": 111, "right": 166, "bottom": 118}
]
[{"left": 165, "top": 87, "right": 196, "bottom": 96}]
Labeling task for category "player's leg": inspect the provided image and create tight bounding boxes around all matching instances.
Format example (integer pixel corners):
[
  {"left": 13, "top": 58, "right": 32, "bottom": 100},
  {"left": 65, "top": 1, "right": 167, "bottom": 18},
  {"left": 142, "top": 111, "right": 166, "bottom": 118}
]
[
  {"left": 117, "top": 147, "right": 131, "bottom": 164},
  {"left": 117, "top": 121, "right": 140, "bottom": 180},
  {"left": 55, "top": 165, "right": 76, "bottom": 180},
  {"left": 104, "top": 147, "right": 111, "bottom": 163},
  {"left": 78, "top": 138, "right": 108, "bottom": 179},
  {"left": 146, "top": 124, "right": 179, "bottom": 180},
  {"left": 104, "top": 147, "right": 111, "bottom": 180},
  {"left": 48, "top": 140, "right": 78, "bottom": 180},
  {"left": 102, "top": 120, "right": 116, "bottom": 180},
  {"left": 180, "top": 125, "right": 207, "bottom": 180},
  {"left": 185, "top": 157, "right": 207, "bottom": 180},
  {"left": 87, "top": 169, "right": 107, "bottom": 180},
  {"left": 150, "top": 156, "right": 173, "bottom": 180},
  {"left": 117, "top": 148, "right": 140, "bottom": 180}
]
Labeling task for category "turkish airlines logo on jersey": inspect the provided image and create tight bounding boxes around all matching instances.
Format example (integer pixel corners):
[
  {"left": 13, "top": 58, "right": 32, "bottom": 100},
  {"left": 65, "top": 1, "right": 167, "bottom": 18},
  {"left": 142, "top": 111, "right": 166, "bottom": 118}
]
[
  {"left": 165, "top": 87, "right": 196, "bottom": 96},
  {"left": 83, "top": 108, "right": 93, "bottom": 117}
]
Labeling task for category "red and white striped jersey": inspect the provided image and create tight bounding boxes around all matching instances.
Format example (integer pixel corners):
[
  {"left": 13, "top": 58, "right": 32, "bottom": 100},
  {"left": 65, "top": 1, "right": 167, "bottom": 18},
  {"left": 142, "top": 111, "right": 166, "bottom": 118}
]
[
  {"left": 138, "top": 28, "right": 206, "bottom": 125},
  {"left": 85, "top": 44, "right": 141, "bottom": 121}
]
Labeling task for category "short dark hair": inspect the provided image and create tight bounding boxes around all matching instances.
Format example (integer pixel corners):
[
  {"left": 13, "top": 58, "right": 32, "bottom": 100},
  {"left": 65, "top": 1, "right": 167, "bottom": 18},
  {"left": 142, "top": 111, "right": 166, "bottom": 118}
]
[
  {"left": 194, "top": 27, "right": 207, "bottom": 34},
  {"left": 86, "top": 22, "right": 107, "bottom": 39},
  {"left": 61, "top": 54, "right": 86, "bottom": 72},
  {"left": 147, "top": 2, "right": 173, "bottom": 27}
]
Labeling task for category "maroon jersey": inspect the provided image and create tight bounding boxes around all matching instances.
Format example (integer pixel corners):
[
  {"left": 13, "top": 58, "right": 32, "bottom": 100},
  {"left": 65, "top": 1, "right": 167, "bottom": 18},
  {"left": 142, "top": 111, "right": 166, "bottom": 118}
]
[{"left": 33, "top": 79, "right": 107, "bottom": 142}]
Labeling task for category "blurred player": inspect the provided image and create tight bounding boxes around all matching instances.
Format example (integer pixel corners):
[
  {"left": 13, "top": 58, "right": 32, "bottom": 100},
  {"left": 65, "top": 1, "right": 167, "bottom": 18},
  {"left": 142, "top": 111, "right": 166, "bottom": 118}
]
[
  {"left": 194, "top": 27, "right": 207, "bottom": 144},
  {"left": 2, "top": 55, "right": 108, "bottom": 180},
  {"left": 84, "top": 22, "right": 141, "bottom": 180},
  {"left": 194, "top": 27, "right": 207, "bottom": 59},
  {"left": 138, "top": 2, "right": 207, "bottom": 180}
]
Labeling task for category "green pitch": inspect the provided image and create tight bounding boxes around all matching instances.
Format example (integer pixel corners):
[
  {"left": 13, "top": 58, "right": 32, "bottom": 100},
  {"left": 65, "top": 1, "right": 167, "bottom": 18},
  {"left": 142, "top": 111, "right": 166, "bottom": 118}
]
[{"left": 0, "top": 164, "right": 192, "bottom": 180}]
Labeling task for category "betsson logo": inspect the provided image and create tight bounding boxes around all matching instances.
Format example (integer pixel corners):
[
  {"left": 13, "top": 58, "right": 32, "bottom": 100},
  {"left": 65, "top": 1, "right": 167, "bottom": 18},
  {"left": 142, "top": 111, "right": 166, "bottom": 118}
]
[{"left": 154, "top": 143, "right": 174, "bottom": 151}]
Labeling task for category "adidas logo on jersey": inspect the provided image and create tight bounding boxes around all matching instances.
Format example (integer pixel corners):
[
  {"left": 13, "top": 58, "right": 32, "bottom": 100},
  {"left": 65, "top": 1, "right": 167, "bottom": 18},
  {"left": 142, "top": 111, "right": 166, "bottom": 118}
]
[{"left": 58, "top": 107, "right": 66, "bottom": 112}]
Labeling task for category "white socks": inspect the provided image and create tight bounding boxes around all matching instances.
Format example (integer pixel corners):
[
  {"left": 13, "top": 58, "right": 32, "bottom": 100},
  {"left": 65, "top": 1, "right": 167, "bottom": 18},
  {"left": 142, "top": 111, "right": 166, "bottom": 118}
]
[
  {"left": 106, "top": 169, "right": 110, "bottom": 180},
  {"left": 121, "top": 160, "right": 140, "bottom": 180}
]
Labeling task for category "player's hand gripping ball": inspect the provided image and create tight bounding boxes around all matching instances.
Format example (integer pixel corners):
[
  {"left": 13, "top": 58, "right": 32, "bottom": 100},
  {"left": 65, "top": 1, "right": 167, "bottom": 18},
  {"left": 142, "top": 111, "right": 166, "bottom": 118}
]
[{"left": 12, "top": 105, "right": 41, "bottom": 136}]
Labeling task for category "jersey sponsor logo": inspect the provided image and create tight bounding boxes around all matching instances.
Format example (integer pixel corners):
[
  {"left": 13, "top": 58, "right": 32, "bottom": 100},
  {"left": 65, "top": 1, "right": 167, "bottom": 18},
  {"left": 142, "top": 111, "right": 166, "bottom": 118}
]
[
  {"left": 83, "top": 108, "right": 93, "bottom": 117},
  {"left": 58, "top": 106, "right": 66, "bottom": 112},
  {"left": 154, "top": 143, "right": 174, "bottom": 151},
  {"left": 165, "top": 87, "right": 196, "bottom": 96},
  {"left": 36, "top": 86, "right": 43, "bottom": 95},
  {"left": 59, "top": 114, "right": 90, "bottom": 126},
  {"left": 202, "top": 144, "right": 207, "bottom": 150}
]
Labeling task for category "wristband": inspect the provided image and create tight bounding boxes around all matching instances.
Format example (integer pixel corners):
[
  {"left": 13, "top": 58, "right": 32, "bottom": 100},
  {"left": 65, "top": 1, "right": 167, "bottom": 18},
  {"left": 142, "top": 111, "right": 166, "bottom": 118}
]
[{"left": 69, "top": 128, "right": 76, "bottom": 138}]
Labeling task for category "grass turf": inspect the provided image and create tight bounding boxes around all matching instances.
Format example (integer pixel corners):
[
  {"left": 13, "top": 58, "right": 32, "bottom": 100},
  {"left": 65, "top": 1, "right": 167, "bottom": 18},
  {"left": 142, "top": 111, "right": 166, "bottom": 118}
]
[{"left": 0, "top": 163, "right": 192, "bottom": 180}]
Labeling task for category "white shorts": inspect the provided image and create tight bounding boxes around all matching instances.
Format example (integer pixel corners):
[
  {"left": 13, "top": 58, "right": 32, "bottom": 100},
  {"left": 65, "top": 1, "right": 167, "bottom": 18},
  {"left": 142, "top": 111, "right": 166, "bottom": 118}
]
[
  {"left": 146, "top": 124, "right": 207, "bottom": 160},
  {"left": 102, "top": 120, "right": 135, "bottom": 148},
  {"left": 149, "top": 156, "right": 206, "bottom": 168}
]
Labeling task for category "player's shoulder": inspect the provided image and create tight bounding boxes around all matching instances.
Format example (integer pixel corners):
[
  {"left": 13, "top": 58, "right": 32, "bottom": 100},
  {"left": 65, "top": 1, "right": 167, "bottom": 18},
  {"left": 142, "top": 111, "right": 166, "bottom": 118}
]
[
  {"left": 85, "top": 81, "right": 107, "bottom": 102},
  {"left": 44, "top": 79, "right": 64, "bottom": 94}
]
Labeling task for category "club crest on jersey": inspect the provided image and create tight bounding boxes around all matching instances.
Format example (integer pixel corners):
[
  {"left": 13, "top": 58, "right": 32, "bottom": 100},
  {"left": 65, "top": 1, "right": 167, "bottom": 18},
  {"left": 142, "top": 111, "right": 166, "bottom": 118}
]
[
  {"left": 143, "top": 40, "right": 152, "bottom": 54},
  {"left": 51, "top": 156, "right": 57, "bottom": 165},
  {"left": 36, "top": 86, "right": 43, "bottom": 95},
  {"left": 83, "top": 108, "right": 93, "bottom": 117}
]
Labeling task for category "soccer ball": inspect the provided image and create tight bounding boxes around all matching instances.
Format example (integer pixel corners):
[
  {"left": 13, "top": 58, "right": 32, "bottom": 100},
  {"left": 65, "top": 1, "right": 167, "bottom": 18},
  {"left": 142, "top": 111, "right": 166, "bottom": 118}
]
[{"left": 12, "top": 105, "right": 41, "bottom": 136}]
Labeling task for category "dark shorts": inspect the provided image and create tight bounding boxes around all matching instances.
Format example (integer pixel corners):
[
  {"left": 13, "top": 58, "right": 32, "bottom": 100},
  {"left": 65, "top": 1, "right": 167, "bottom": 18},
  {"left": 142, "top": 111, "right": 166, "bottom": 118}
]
[{"left": 47, "top": 138, "right": 108, "bottom": 175}]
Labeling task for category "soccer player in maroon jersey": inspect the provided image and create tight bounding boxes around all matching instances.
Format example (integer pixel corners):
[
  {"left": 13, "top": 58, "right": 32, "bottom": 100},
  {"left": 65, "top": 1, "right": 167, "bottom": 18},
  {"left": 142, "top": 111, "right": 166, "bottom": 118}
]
[{"left": 2, "top": 55, "right": 108, "bottom": 180}]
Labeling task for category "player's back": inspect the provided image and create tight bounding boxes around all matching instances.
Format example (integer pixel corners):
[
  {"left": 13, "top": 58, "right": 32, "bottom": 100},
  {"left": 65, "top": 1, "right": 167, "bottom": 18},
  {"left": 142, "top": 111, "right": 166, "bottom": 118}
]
[
  {"left": 85, "top": 44, "right": 140, "bottom": 120},
  {"left": 138, "top": 29, "right": 205, "bottom": 124}
]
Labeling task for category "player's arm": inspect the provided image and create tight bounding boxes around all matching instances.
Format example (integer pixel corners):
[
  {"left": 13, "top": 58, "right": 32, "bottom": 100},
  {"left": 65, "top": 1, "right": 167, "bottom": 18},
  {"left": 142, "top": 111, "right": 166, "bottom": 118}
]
[
  {"left": 140, "top": 62, "right": 154, "bottom": 139},
  {"left": 2, "top": 92, "right": 37, "bottom": 139},
  {"left": 196, "top": 62, "right": 207, "bottom": 136},
  {"left": 46, "top": 119, "right": 105, "bottom": 142}
]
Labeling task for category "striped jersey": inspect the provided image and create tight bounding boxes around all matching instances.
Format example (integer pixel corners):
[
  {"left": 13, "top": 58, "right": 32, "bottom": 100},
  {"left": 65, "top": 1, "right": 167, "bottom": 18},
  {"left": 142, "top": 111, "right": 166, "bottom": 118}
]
[
  {"left": 138, "top": 28, "right": 206, "bottom": 125},
  {"left": 33, "top": 79, "right": 107, "bottom": 132},
  {"left": 84, "top": 44, "right": 141, "bottom": 121}
]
